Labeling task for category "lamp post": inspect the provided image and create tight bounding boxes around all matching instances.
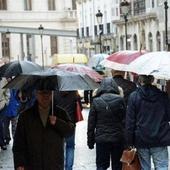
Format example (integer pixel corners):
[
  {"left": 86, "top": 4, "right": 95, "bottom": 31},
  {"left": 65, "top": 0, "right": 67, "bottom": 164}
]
[
  {"left": 164, "top": 1, "right": 170, "bottom": 50},
  {"left": 6, "top": 30, "right": 10, "bottom": 61},
  {"left": 120, "top": 0, "right": 130, "bottom": 50},
  {"left": 38, "top": 24, "right": 44, "bottom": 69},
  {"left": 96, "top": 10, "right": 103, "bottom": 53}
]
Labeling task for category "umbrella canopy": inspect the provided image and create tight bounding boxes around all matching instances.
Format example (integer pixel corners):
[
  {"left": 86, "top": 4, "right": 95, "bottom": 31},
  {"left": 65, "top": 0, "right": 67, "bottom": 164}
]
[
  {"left": 52, "top": 64, "right": 103, "bottom": 82},
  {"left": 100, "top": 50, "right": 146, "bottom": 71},
  {"left": 88, "top": 53, "right": 108, "bottom": 70},
  {"left": 127, "top": 51, "right": 170, "bottom": 80},
  {"left": 0, "top": 60, "right": 43, "bottom": 77},
  {"left": 51, "top": 53, "right": 88, "bottom": 64},
  {"left": 4, "top": 68, "right": 100, "bottom": 91}
]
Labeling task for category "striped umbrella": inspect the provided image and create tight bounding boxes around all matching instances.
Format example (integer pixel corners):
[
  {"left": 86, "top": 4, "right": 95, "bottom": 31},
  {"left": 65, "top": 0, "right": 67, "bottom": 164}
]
[{"left": 100, "top": 50, "right": 146, "bottom": 71}]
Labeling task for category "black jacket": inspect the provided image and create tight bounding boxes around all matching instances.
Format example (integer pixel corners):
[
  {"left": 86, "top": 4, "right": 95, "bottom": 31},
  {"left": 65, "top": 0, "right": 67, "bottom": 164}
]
[
  {"left": 13, "top": 101, "right": 74, "bottom": 170},
  {"left": 87, "top": 78, "right": 126, "bottom": 148},
  {"left": 126, "top": 85, "right": 170, "bottom": 148},
  {"left": 54, "top": 91, "right": 82, "bottom": 124}
]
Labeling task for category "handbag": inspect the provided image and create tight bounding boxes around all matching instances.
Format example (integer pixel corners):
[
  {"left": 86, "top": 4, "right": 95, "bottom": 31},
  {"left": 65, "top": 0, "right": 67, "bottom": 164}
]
[
  {"left": 120, "top": 148, "right": 141, "bottom": 170},
  {"left": 75, "top": 101, "right": 83, "bottom": 123}
]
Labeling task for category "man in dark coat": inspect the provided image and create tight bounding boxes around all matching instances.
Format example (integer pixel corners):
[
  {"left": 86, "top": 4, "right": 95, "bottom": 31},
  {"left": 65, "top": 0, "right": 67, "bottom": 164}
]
[
  {"left": 111, "top": 70, "right": 136, "bottom": 105},
  {"left": 87, "top": 77, "right": 126, "bottom": 170},
  {"left": 13, "top": 90, "right": 74, "bottom": 170},
  {"left": 126, "top": 75, "right": 170, "bottom": 170}
]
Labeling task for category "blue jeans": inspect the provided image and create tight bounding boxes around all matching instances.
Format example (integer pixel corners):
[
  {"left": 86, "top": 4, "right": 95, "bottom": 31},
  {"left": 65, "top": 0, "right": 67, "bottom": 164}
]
[
  {"left": 137, "top": 147, "right": 168, "bottom": 170},
  {"left": 65, "top": 131, "right": 75, "bottom": 170}
]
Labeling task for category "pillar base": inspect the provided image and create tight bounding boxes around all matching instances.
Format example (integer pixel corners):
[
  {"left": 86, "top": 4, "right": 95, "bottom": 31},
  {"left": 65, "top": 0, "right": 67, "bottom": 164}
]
[{"left": 166, "top": 44, "right": 170, "bottom": 51}]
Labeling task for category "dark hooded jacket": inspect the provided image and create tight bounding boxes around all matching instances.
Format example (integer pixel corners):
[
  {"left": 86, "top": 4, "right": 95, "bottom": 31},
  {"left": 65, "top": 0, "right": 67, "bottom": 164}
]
[
  {"left": 87, "top": 77, "right": 126, "bottom": 148},
  {"left": 13, "top": 101, "right": 74, "bottom": 170},
  {"left": 126, "top": 85, "right": 170, "bottom": 148}
]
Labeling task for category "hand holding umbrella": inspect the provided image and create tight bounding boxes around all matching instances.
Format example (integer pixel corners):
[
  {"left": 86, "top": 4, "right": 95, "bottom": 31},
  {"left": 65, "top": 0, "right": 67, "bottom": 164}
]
[{"left": 49, "top": 115, "right": 57, "bottom": 125}]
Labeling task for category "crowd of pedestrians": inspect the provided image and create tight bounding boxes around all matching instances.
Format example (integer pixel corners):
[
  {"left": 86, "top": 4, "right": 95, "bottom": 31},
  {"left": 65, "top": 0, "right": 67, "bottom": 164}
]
[
  {"left": 0, "top": 69, "right": 170, "bottom": 170},
  {"left": 87, "top": 71, "right": 170, "bottom": 170},
  {"left": 0, "top": 78, "right": 20, "bottom": 150}
]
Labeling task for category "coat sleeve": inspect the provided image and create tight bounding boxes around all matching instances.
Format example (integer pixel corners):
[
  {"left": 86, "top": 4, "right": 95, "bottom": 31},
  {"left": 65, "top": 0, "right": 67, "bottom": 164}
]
[
  {"left": 125, "top": 92, "right": 137, "bottom": 147},
  {"left": 164, "top": 93, "right": 170, "bottom": 121},
  {"left": 12, "top": 113, "right": 28, "bottom": 169},
  {"left": 51, "top": 108, "right": 75, "bottom": 138},
  {"left": 87, "top": 101, "right": 97, "bottom": 148}
]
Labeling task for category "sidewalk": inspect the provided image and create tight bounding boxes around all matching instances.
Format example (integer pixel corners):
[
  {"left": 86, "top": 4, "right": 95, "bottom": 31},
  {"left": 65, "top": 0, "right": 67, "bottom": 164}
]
[{"left": 74, "top": 109, "right": 97, "bottom": 169}]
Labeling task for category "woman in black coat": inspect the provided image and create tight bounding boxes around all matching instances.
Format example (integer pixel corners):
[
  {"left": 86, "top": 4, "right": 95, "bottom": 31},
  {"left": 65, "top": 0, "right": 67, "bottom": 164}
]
[{"left": 87, "top": 77, "right": 126, "bottom": 170}]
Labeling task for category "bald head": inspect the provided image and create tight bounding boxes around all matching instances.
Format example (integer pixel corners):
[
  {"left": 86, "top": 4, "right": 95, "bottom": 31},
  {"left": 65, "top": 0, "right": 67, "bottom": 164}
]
[{"left": 111, "top": 70, "right": 125, "bottom": 78}]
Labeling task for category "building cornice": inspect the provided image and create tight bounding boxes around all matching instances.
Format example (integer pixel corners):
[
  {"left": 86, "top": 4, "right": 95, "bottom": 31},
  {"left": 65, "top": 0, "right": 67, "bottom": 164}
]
[
  {"left": 112, "top": 12, "right": 158, "bottom": 25},
  {"left": 76, "top": 0, "right": 91, "bottom": 4},
  {"left": 0, "top": 25, "right": 77, "bottom": 37}
]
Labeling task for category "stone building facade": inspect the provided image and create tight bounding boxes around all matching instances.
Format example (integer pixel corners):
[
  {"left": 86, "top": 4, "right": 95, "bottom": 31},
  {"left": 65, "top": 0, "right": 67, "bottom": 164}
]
[
  {"left": 0, "top": 0, "right": 77, "bottom": 66},
  {"left": 76, "top": 0, "right": 169, "bottom": 57}
]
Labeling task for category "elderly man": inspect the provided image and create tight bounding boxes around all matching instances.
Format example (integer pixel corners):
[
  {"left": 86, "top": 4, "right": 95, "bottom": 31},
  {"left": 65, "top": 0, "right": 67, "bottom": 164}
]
[{"left": 13, "top": 90, "right": 74, "bottom": 170}]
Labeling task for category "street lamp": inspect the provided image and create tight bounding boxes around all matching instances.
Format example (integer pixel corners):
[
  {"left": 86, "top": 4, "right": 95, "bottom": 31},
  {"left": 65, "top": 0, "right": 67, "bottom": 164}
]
[
  {"left": 120, "top": 0, "right": 130, "bottom": 50},
  {"left": 38, "top": 24, "right": 44, "bottom": 69},
  {"left": 6, "top": 30, "right": 10, "bottom": 61},
  {"left": 96, "top": 10, "right": 103, "bottom": 53},
  {"left": 164, "top": 1, "right": 170, "bottom": 50}
]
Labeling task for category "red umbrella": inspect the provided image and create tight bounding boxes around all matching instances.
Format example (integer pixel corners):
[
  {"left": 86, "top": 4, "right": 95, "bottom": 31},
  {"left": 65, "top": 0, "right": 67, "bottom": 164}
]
[
  {"left": 52, "top": 64, "right": 103, "bottom": 82},
  {"left": 100, "top": 50, "right": 147, "bottom": 71}
]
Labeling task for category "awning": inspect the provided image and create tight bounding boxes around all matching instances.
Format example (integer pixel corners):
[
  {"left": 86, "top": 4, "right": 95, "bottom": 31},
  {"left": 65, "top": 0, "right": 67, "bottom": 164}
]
[{"left": 51, "top": 54, "right": 88, "bottom": 65}]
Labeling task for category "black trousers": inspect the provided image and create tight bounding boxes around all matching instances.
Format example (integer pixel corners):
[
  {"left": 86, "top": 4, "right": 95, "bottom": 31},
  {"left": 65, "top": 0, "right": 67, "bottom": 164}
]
[
  {"left": 84, "top": 90, "right": 93, "bottom": 104},
  {"left": 0, "top": 112, "right": 5, "bottom": 146},
  {"left": 96, "top": 142, "right": 123, "bottom": 170}
]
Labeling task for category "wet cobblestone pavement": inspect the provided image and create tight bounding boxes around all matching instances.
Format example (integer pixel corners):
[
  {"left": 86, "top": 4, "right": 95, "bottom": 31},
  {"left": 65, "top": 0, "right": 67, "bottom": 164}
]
[{"left": 0, "top": 144, "right": 13, "bottom": 169}]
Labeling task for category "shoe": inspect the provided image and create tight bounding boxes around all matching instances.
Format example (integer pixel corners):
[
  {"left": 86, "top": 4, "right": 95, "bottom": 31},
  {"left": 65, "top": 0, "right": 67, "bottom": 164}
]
[
  {"left": 4, "top": 138, "right": 10, "bottom": 145},
  {"left": 4, "top": 140, "right": 10, "bottom": 145},
  {"left": 0, "top": 145, "right": 7, "bottom": 150}
]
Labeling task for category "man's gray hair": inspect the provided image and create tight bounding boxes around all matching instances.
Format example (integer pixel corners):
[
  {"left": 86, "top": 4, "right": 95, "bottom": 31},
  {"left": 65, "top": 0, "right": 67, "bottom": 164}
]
[{"left": 138, "top": 75, "right": 154, "bottom": 85}]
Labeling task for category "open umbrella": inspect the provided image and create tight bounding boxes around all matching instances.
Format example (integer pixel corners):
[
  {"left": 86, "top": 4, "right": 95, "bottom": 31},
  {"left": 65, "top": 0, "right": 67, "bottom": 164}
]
[
  {"left": 4, "top": 68, "right": 100, "bottom": 91},
  {"left": 88, "top": 53, "right": 108, "bottom": 72},
  {"left": 126, "top": 51, "right": 170, "bottom": 80},
  {"left": 0, "top": 60, "right": 43, "bottom": 77},
  {"left": 52, "top": 64, "right": 103, "bottom": 82},
  {"left": 100, "top": 50, "right": 146, "bottom": 71}
]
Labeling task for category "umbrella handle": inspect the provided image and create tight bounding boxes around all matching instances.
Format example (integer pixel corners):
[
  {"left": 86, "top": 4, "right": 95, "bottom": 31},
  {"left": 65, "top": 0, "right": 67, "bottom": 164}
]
[{"left": 52, "top": 91, "right": 54, "bottom": 116}]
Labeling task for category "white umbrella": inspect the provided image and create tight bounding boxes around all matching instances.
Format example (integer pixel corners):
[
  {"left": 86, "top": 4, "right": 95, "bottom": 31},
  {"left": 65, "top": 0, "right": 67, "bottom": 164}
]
[
  {"left": 127, "top": 51, "right": 170, "bottom": 80},
  {"left": 100, "top": 50, "right": 146, "bottom": 71},
  {"left": 88, "top": 53, "right": 108, "bottom": 69}
]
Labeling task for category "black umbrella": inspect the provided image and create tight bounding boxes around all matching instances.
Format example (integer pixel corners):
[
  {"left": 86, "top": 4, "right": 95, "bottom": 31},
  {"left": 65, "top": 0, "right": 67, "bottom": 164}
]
[
  {"left": 0, "top": 60, "right": 43, "bottom": 77},
  {"left": 3, "top": 68, "right": 100, "bottom": 91}
]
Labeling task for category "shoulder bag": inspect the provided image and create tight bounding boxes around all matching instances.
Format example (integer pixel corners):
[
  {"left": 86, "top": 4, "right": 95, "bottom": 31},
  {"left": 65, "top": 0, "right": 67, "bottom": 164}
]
[
  {"left": 120, "top": 148, "right": 141, "bottom": 170},
  {"left": 75, "top": 101, "right": 83, "bottom": 123}
]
